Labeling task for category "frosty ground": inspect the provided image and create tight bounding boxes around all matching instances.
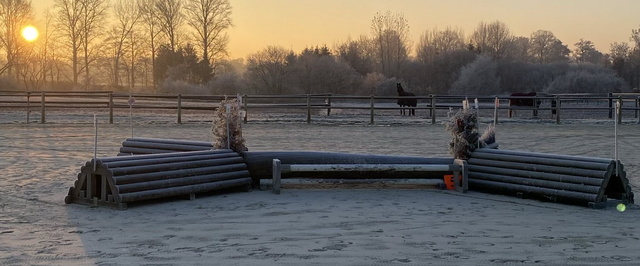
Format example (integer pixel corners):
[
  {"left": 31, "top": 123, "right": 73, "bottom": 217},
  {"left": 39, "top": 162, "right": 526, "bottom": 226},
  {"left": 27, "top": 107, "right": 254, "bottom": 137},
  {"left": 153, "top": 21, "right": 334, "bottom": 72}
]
[{"left": 1, "top": 115, "right": 639, "bottom": 265}]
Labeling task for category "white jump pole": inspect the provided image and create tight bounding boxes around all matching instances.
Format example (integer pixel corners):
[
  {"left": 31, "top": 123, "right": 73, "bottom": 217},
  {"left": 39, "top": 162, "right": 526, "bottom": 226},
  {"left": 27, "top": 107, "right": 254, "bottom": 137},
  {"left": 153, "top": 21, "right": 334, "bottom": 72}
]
[{"left": 615, "top": 101, "right": 619, "bottom": 176}]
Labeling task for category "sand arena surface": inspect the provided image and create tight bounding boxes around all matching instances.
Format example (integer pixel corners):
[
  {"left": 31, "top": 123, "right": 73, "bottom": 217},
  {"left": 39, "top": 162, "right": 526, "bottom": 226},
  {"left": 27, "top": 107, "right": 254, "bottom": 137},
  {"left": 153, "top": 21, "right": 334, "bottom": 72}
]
[{"left": 1, "top": 122, "right": 639, "bottom": 265}]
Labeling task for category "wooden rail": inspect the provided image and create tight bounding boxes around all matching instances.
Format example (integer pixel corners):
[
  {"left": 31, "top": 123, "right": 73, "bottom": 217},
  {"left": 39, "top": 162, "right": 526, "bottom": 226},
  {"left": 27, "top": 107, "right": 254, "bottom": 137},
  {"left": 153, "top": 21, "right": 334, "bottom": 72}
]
[{"left": 1, "top": 91, "right": 640, "bottom": 124}]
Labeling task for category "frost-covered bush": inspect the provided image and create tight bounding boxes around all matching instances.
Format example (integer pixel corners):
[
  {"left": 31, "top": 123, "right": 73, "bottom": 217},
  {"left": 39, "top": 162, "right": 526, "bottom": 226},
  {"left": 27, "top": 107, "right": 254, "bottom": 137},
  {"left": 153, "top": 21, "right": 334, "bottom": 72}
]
[
  {"left": 208, "top": 72, "right": 246, "bottom": 95},
  {"left": 446, "top": 106, "right": 496, "bottom": 160},
  {"left": 211, "top": 98, "right": 247, "bottom": 153},
  {"left": 362, "top": 72, "right": 398, "bottom": 96},
  {"left": 158, "top": 79, "right": 210, "bottom": 95},
  {"left": 450, "top": 55, "right": 501, "bottom": 95},
  {"left": 545, "top": 64, "right": 629, "bottom": 93}
]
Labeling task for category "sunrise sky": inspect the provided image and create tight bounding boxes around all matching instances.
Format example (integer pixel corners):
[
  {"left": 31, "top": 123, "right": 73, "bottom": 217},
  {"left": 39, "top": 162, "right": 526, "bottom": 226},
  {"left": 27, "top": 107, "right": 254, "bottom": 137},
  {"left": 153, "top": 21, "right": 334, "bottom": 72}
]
[{"left": 33, "top": 0, "right": 640, "bottom": 59}]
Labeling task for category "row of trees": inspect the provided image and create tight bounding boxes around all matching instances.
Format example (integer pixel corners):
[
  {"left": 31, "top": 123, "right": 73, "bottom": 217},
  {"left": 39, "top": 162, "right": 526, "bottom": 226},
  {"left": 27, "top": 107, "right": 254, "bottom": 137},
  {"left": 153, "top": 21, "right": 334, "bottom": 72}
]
[
  {"left": 0, "top": 0, "right": 232, "bottom": 91},
  {"left": 0, "top": 4, "right": 637, "bottom": 96},
  {"left": 237, "top": 13, "right": 633, "bottom": 96}
]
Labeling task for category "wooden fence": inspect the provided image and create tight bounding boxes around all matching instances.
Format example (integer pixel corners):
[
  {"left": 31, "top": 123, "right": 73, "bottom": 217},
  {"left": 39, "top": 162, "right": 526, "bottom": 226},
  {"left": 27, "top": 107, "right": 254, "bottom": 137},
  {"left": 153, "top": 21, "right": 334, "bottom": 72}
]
[{"left": 1, "top": 90, "right": 640, "bottom": 124}]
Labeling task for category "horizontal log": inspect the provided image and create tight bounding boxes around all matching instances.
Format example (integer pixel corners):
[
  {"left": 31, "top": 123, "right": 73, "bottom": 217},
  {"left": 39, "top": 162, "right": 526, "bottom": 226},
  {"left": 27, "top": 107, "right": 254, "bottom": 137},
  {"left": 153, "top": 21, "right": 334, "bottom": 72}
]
[
  {"left": 98, "top": 150, "right": 232, "bottom": 163},
  {"left": 102, "top": 152, "right": 238, "bottom": 168},
  {"left": 284, "top": 164, "right": 458, "bottom": 173},
  {"left": 116, "top": 170, "right": 251, "bottom": 193},
  {"left": 110, "top": 157, "right": 244, "bottom": 176},
  {"left": 468, "top": 158, "right": 609, "bottom": 179},
  {"left": 470, "top": 152, "right": 611, "bottom": 171},
  {"left": 125, "top": 138, "right": 213, "bottom": 147},
  {"left": 469, "top": 179, "right": 598, "bottom": 202},
  {"left": 119, "top": 146, "right": 183, "bottom": 155},
  {"left": 468, "top": 164, "right": 604, "bottom": 186},
  {"left": 114, "top": 163, "right": 248, "bottom": 185},
  {"left": 118, "top": 177, "right": 251, "bottom": 203},
  {"left": 469, "top": 172, "right": 601, "bottom": 194},
  {"left": 473, "top": 148, "right": 614, "bottom": 164},
  {"left": 121, "top": 141, "right": 214, "bottom": 152}
]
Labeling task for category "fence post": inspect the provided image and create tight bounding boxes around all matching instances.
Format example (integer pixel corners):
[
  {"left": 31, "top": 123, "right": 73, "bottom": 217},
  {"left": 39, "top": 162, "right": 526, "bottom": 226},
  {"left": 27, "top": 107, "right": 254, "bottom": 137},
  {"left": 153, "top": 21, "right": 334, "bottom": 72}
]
[
  {"left": 26, "top": 91, "right": 30, "bottom": 124},
  {"left": 40, "top": 92, "right": 45, "bottom": 124},
  {"left": 177, "top": 93, "right": 182, "bottom": 124},
  {"left": 326, "top": 94, "right": 331, "bottom": 116},
  {"left": 370, "top": 94, "right": 375, "bottom": 125},
  {"left": 307, "top": 94, "right": 311, "bottom": 124},
  {"left": 243, "top": 94, "right": 248, "bottom": 123},
  {"left": 431, "top": 95, "right": 436, "bottom": 124},
  {"left": 109, "top": 93, "right": 113, "bottom": 124},
  {"left": 608, "top": 92, "right": 613, "bottom": 119},
  {"left": 555, "top": 96, "right": 560, "bottom": 125},
  {"left": 617, "top": 96, "right": 623, "bottom": 124}
]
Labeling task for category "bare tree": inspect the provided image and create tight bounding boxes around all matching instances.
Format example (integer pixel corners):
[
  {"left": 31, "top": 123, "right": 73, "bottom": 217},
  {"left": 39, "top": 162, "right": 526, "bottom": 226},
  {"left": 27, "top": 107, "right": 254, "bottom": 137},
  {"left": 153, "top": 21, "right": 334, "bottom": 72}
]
[
  {"left": 110, "top": 0, "right": 140, "bottom": 86},
  {"left": 54, "top": 0, "right": 107, "bottom": 88},
  {"left": 138, "top": 0, "right": 161, "bottom": 90},
  {"left": 244, "top": 45, "right": 291, "bottom": 94},
  {"left": 529, "top": 30, "right": 557, "bottom": 63},
  {"left": 471, "top": 21, "right": 513, "bottom": 60},
  {"left": 416, "top": 26, "right": 465, "bottom": 63},
  {"left": 291, "top": 52, "right": 361, "bottom": 95},
  {"left": 54, "top": 0, "right": 82, "bottom": 84},
  {"left": 122, "top": 31, "right": 147, "bottom": 88},
  {"left": 80, "top": 0, "right": 108, "bottom": 89},
  {"left": 184, "top": 0, "right": 233, "bottom": 76},
  {"left": 504, "top": 36, "right": 530, "bottom": 62},
  {"left": 610, "top": 42, "right": 630, "bottom": 60},
  {"left": 370, "top": 11, "right": 411, "bottom": 78},
  {"left": 0, "top": 0, "right": 34, "bottom": 79},
  {"left": 23, "top": 8, "right": 57, "bottom": 90},
  {"left": 334, "top": 35, "right": 374, "bottom": 75},
  {"left": 572, "top": 38, "right": 603, "bottom": 64},
  {"left": 155, "top": 0, "right": 183, "bottom": 52}
]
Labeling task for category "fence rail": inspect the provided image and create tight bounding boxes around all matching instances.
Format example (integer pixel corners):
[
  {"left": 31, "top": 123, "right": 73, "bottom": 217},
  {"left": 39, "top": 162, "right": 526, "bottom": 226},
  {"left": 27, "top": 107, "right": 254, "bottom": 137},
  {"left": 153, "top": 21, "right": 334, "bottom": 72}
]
[{"left": 1, "top": 91, "right": 639, "bottom": 124}]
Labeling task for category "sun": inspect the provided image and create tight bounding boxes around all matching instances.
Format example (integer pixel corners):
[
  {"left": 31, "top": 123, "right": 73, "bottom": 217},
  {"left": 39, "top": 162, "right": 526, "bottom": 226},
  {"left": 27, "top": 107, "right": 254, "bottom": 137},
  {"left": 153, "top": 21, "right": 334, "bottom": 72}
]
[{"left": 21, "top": 26, "right": 38, "bottom": 42}]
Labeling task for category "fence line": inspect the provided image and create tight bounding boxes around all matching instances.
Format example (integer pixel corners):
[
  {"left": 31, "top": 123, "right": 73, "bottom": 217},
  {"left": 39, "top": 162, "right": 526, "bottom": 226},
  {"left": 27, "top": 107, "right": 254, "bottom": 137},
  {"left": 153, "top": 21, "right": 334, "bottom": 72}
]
[{"left": 1, "top": 91, "right": 640, "bottom": 125}]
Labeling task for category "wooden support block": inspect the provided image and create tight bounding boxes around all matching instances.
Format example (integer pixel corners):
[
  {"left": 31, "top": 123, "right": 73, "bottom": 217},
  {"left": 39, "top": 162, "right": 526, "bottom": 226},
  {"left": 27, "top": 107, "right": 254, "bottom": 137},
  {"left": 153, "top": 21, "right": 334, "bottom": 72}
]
[
  {"left": 454, "top": 159, "right": 468, "bottom": 193},
  {"left": 273, "top": 159, "right": 281, "bottom": 195},
  {"left": 101, "top": 175, "right": 107, "bottom": 202}
]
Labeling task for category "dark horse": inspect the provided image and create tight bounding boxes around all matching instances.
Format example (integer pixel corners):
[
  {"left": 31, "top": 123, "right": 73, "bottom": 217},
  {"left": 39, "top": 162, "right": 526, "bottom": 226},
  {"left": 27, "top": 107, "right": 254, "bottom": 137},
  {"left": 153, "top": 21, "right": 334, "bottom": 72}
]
[
  {"left": 508, "top": 92, "right": 542, "bottom": 117},
  {"left": 397, "top": 83, "right": 417, "bottom": 116}
]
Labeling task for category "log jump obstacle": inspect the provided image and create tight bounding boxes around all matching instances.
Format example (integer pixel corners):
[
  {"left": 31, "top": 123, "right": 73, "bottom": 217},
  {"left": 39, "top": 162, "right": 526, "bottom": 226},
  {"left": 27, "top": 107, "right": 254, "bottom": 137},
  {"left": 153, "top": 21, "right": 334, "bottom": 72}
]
[
  {"left": 467, "top": 148, "right": 634, "bottom": 208},
  {"left": 65, "top": 137, "right": 633, "bottom": 209},
  {"left": 65, "top": 149, "right": 252, "bottom": 209},
  {"left": 271, "top": 159, "right": 468, "bottom": 195},
  {"left": 114, "top": 139, "right": 460, "bottom": 190}
]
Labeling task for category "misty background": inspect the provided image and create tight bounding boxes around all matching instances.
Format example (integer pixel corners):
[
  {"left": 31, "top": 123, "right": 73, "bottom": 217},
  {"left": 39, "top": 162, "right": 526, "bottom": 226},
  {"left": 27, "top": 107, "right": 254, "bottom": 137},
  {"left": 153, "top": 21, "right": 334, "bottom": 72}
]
[{"left": 2, "top": 0, "right": 640, "bottom": 97}]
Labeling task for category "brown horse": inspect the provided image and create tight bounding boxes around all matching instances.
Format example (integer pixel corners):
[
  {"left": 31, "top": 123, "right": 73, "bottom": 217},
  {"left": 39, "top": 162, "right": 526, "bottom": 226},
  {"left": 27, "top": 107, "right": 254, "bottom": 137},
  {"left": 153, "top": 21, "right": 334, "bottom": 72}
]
[
  {"left": 397, "top": 83, "right": 417, "bottom": 116},
  {"left": 508, "top": 92, "right": 542, "bottom": 117}
]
